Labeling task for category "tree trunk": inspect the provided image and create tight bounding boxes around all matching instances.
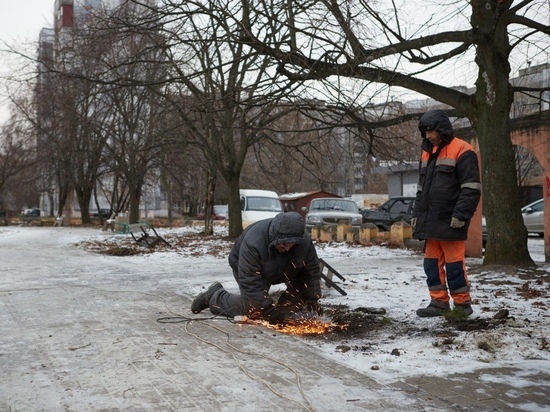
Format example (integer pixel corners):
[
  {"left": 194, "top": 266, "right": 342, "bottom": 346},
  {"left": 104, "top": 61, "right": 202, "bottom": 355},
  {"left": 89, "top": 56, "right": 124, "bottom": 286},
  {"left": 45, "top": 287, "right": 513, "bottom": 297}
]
[
  {"left": 93, "top": 183, "right": 106, "bottom": 223},
  {"left": 129, "top": 186, "right": 142, "bottom": 223},
  {"left": 203, "top": 167, "right": 217, "bottom": 236},
  {"left": 57, "top": 179, "right": 71, "bottom": 219},
  {"left": 48, "top": 190, "right": 55, "bottom": 217},
  {"left": 475, "top": 114, "right": 533, "bottom": 265},
  {"left": 76, "top": 186, "right": 93, "bottom": 224},
  {"left": 226, "top": 174, "right": 243, "bottom": 239},
  {"left": 472, "top": 0, "right": 534, "bottom": 266},
  {"left": 161, "top": 170, "right": 173, "bottom": 225}
]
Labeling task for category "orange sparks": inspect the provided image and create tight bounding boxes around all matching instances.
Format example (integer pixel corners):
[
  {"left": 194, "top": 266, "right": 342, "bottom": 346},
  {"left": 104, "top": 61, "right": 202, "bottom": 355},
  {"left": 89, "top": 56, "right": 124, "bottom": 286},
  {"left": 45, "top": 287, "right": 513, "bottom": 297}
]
[{"left": 236, "top": 317, "right": 347, "bottom": 335}]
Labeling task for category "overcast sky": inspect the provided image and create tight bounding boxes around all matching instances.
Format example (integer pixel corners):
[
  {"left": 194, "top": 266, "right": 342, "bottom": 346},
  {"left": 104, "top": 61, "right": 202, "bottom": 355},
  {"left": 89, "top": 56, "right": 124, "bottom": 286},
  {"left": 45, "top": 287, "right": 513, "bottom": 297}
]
[
  {"left": 0, "top": 1, "right": 53, "bottom": 42},
  {"left": 0, "top": 1, "right": 543, "bottom": 127},
  {"left": 0, "top": 0, "right": 54, "bottom": 124}
]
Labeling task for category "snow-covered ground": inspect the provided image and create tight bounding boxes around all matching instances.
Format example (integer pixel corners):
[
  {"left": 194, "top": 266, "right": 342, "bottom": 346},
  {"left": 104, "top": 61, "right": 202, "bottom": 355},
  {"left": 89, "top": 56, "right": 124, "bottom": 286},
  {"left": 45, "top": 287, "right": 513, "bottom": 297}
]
[
  {"left": 70, "top": 226, "right": 550, "bottom": 382},
  {"left": 2, "top": 224, "right": 549, "bottom": 393}
]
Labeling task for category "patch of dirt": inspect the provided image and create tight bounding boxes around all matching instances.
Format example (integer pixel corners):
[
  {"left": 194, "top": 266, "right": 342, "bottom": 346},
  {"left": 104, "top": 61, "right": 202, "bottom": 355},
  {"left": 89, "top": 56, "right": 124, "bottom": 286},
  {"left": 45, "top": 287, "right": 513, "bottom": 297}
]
[
  {"left": 517, "top": 281, "right": 545, "bottom": 299},
  {"left": 78, "top": 232, "right": 233, "bottom": 257},
  {"left": 306, "top": 304, "right": 509, "bottom": 346},
  {"left": 103, "top": 246, "right": 144, "bottom": 256}
]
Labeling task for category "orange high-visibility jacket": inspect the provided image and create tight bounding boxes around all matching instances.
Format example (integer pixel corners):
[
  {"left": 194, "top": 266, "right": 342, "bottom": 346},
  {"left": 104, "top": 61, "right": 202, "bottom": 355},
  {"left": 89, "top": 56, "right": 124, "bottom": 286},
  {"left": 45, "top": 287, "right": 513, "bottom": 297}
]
[{"left": 413, "top": 134, "right": 481, "bottom": 241}]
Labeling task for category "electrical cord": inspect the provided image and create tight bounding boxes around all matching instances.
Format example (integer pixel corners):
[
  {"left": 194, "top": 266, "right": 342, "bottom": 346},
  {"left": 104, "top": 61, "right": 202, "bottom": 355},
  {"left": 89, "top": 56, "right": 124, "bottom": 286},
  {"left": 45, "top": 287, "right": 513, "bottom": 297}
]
[
  {"left": 156, "top": 314, "right": 232, "bottom": 323},
  {"left": 156, "top": 305, "right": 315, "bottom": 410},
  {"left": 182, "top": 317, "right": 316, "bottom": 412}
]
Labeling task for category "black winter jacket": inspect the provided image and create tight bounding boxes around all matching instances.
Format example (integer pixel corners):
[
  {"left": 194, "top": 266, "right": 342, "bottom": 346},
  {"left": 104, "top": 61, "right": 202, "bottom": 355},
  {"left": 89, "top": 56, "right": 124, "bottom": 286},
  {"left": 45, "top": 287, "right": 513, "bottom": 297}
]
[
  {"left": 413, "top": 110, "right": 482, "bottom": 241},
  {"left": 228, "top": 212, "right": 322, "bottom": 314}
]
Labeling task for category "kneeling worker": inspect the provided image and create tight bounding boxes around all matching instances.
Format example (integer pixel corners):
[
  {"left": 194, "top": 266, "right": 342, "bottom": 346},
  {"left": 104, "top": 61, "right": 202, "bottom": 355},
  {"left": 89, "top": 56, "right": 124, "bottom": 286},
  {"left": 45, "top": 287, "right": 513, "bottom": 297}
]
[{"left": 191, "top": 211, "right": 322, "bottom": 324}]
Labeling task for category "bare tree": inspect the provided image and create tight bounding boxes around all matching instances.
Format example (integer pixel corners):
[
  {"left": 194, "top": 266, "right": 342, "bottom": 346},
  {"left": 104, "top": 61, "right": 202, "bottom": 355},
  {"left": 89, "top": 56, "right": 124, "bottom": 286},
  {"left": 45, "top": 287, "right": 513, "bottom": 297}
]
[
  {"left": 122, "top": 0, "right": 302, "bottom": 237},
  {"left": 78, "top": 2, "right": 171, "bottom": 224},
  {"left": 244, "top": 108, "right": 354, "bottom": 195},
  {"left": 236, "top": 0, "right": 550, "bottom": 265},
  {"left": 104, "top": 82, "right": 166, "bottom": 223},
  {"left": 56, "top": 1, "right": 401, "bottom": 235},
  {"left": 0, "top": 118, "right": 36, "bottom": 212},
  {"left": 55, "top": 23, "right": 116, "bottom": 224},
  {"left": 31, "top": 66, "right": 77, "bottom": 219},
  {"left": 242, "top": 98, "right": 421, "bottom": 197}
]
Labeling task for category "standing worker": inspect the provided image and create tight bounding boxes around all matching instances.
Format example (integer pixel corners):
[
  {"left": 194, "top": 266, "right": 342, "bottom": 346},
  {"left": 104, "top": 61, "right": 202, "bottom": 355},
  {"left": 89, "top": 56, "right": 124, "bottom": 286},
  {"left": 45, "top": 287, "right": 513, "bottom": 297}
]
[
  {"left": 191, "top": 211, "right": 322, "bottom": 323},
  {"left": 411, "top": 110, "right": 482, "bottom": 317}
]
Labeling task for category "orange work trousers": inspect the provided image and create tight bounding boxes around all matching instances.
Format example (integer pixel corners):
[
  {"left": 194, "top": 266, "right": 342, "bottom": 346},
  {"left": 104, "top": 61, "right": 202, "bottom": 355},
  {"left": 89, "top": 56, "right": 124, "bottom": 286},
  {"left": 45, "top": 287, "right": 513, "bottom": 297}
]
[{"left": 423, "top": 239, "right": 471, "bottom": 305}]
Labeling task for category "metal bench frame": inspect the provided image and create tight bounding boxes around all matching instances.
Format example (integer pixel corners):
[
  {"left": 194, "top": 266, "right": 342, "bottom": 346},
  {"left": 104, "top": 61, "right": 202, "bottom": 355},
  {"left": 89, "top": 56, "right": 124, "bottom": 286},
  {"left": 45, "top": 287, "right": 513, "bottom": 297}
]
[{"left": 319, "top": 258, "right": 347, "bottom": 296}]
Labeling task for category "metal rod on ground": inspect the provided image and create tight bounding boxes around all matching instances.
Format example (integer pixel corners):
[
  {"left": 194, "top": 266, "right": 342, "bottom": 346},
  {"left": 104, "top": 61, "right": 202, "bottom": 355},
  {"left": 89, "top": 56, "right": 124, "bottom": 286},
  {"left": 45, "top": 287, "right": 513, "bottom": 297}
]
[
  {"left": 319, "top": 258, "right": 346, "bottom": 281},
  {"left": 319, "top": 272, "right": 347, "bottom": 296}
]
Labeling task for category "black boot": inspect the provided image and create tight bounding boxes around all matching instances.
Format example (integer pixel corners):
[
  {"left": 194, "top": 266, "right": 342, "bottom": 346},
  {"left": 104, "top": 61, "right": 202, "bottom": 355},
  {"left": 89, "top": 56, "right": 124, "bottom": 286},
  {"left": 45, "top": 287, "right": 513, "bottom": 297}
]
[
  {"left": 416, "top": 301, "right": 450, "bottom": 317},
  {"left": 191, "top": 282, "right": 223, "bottom": 314}
]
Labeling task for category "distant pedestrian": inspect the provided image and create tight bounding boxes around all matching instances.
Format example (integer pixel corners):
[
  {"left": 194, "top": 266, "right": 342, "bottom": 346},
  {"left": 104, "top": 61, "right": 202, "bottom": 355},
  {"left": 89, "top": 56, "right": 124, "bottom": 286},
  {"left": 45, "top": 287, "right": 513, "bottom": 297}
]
[
  {"left": 411, "top": 110, "right": 481, "bottom": 317},
  {"left": 191, "top": 212, "right": 322, "bottom": 323}
]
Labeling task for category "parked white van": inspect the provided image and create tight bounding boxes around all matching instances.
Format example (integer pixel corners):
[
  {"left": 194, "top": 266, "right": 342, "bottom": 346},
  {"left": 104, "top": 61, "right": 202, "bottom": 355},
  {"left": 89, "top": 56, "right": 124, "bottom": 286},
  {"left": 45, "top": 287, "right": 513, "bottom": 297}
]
[{"left": 240, "top": 189, "right": 283, "bottom": 224}]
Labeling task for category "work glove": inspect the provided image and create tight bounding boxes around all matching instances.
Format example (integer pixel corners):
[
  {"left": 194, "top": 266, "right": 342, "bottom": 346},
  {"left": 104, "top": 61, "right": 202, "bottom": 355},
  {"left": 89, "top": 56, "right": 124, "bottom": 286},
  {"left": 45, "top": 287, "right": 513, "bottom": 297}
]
[
  {"left": 263, "top": 307, "right": 286, "bottom": 325},
  {"left": 410, "top": 218, "right": 417, "bottom": 229},
  {"left": 450, "top": 217, "right": 465, "bottom": 228},
  {"left": 305, "top": 299, "right": 323, "bottom": 316}
]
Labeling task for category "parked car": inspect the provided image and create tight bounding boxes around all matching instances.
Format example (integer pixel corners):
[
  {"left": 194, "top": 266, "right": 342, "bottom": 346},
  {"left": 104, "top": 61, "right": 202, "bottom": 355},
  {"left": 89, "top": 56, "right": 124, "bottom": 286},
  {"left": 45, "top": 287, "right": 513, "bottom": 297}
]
[
  {"left": 522, "top": 198, "right": 544, "bottom": 236},
  {"left": 362, "top": 196, "right": 415, "bottom": 231},
  {"left": 482, "top": 198, "right": 544, "bottom": 243},
  {"left": 303, "top": 198, "right": 363, "bottom": 229},
  {"left": 197, "top": 205, "right": 228, "bottom": 220},
  {"left": 240, "top": 189, "right": 283, "bottom": 223},
  {"left": 22, "top": 208, "right": 41, "bottom": 217}
]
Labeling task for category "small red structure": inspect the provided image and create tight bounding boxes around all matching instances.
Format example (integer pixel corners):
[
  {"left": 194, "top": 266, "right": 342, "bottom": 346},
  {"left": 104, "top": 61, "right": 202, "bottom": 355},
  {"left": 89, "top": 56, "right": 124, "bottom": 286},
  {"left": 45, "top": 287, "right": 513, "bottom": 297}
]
[{"left": 279, "top": 190, "right": 341, "bottom": 218}]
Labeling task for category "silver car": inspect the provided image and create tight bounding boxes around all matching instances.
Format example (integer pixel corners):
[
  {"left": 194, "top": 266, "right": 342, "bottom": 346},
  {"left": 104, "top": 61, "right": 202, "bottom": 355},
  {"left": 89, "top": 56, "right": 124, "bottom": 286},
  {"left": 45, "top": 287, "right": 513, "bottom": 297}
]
[
  {"left": 522, "top": 198, "right": 544, "bottom": 236},
  {"left": 482, "top": 198, "right": 545, "bottom": 241},
  {"left": 304, "top": 198, "right": 363, "bottom": 229}
]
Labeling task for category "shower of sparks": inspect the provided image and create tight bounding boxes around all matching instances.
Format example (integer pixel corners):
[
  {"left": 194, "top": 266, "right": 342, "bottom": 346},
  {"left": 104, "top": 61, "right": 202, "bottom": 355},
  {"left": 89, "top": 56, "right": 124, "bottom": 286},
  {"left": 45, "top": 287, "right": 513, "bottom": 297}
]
[{"left": 237, "top": 317, "right": 348, "bottom": 335}]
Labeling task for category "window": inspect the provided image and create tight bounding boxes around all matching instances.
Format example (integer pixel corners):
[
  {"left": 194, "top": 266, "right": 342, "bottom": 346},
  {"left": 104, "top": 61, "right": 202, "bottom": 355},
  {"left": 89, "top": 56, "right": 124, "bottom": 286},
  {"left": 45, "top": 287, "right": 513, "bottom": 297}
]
[{"left": 245, "top": 197, "right": 283, "bottom": 212}]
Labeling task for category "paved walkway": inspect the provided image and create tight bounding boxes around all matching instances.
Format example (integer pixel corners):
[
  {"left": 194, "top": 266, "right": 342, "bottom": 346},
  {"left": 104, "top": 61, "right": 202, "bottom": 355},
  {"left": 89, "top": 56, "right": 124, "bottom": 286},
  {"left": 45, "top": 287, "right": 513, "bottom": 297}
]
[{"left": 0, "top": 227, "right": 548, "bottom": 411}]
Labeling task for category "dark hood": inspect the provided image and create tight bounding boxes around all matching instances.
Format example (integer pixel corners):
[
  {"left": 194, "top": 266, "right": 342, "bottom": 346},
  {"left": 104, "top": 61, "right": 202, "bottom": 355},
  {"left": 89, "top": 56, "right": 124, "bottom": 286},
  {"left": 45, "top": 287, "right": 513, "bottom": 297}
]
[
  {"left": 268, "top": 212, "right": 306, "bottom": 247},
  {"left": 418, "top": 110, "right": 454, "bottom": 144}
]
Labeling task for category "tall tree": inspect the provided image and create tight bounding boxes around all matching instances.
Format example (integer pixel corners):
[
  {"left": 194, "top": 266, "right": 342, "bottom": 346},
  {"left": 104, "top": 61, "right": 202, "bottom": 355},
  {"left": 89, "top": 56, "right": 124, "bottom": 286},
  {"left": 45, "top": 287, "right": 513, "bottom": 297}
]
[
  {"left": 128, "top": 0, "right": 300, "bottom": 237},
  {"left": 237, "top": 0, "right": 550, "bottom": 265},
  {"left": 0, "top": 119, "right": 35, "bottom": 210},
  {"left": 57, "top": 21, "right": 114, "bottom": 224},
  {"left": 33, "top": 67, "right": 76, "bottom": 219},
  {"left": 91, "top": 2, "right": 169, "bottom": 224}
]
